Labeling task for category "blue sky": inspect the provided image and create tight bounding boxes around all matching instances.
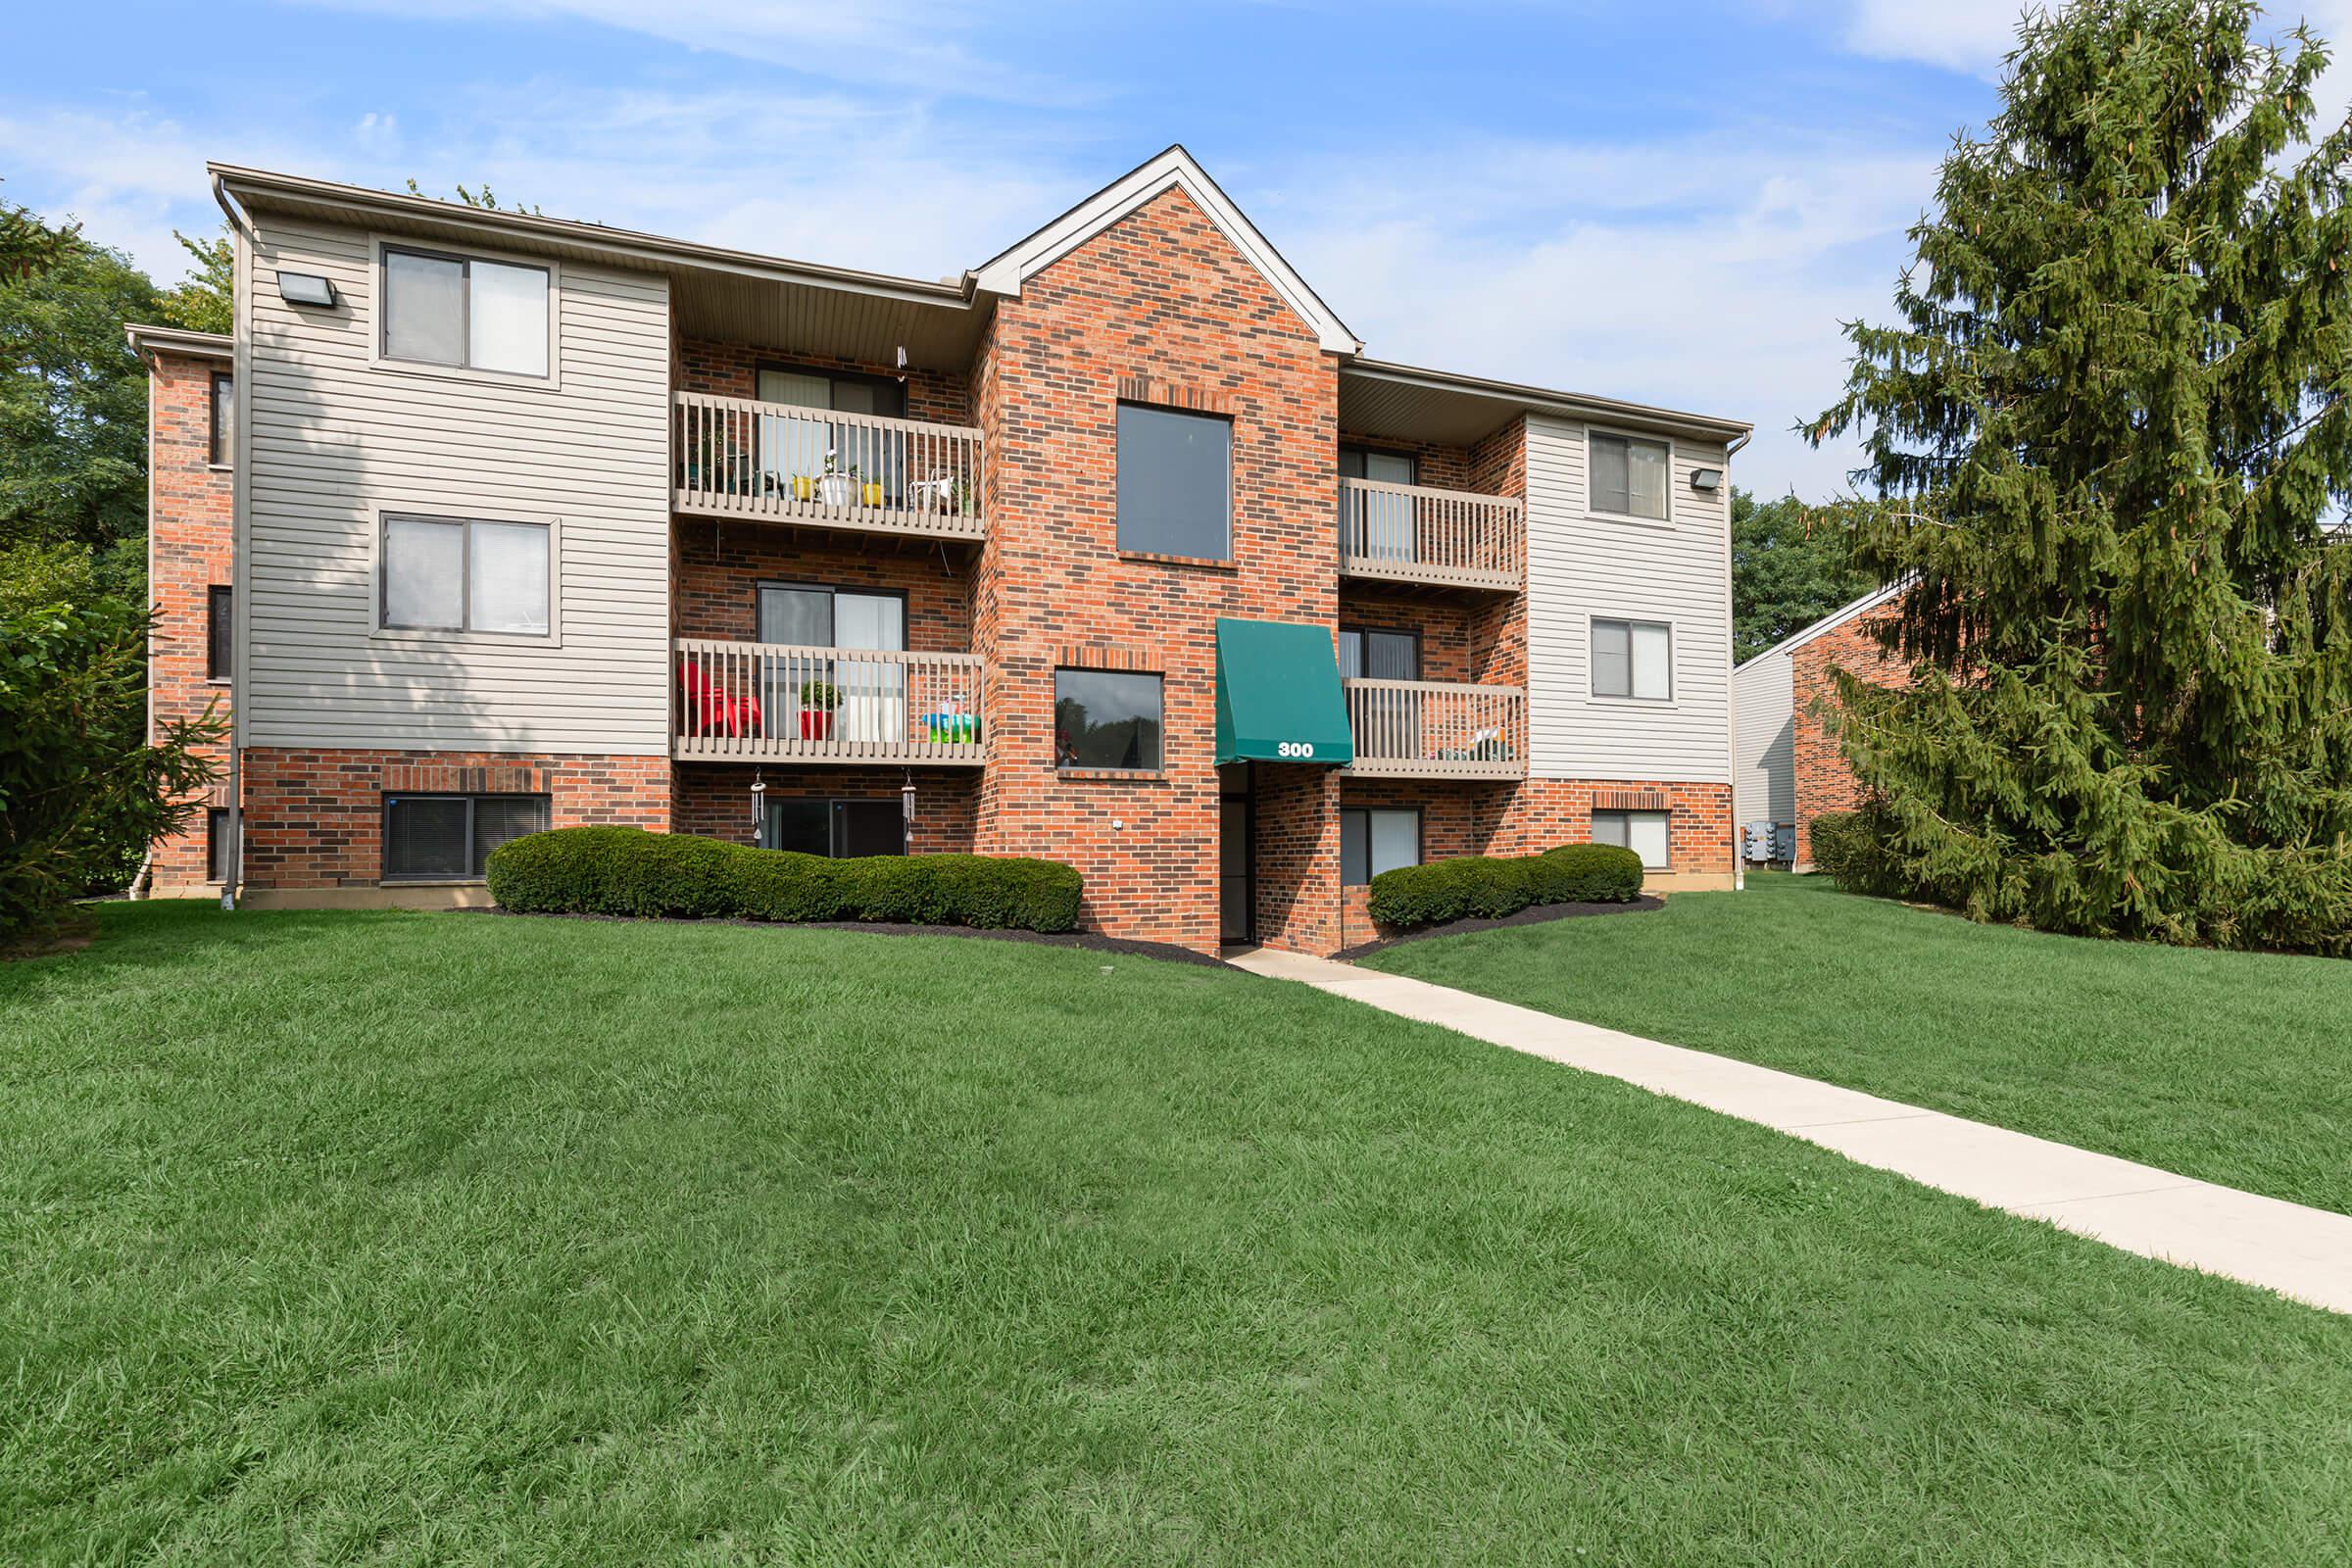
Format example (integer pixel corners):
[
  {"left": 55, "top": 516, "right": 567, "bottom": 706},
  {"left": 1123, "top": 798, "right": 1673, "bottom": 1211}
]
[{"left": 6, "top": 1, "right": 2346, "bottom": 496}]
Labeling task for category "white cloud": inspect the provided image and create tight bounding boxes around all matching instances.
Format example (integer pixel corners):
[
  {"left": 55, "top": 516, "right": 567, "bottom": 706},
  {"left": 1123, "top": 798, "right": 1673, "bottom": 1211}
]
[{"left": 1838, "top": 0, "right": 2035, "bottom": 74}]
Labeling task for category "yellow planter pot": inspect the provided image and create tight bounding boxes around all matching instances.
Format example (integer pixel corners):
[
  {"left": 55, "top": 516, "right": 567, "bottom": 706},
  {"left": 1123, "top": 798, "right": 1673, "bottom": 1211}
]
[
  {"left": 862, "top": 482, "right": 884, "bottom": 507},
  {"left": 791, "top": 475, "right": 813, "bottom": 501}
]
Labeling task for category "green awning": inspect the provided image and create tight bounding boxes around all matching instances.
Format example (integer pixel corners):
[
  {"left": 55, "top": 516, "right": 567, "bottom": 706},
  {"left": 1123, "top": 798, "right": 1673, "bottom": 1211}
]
[{"left": 1213, "top": 617, "right": 1353, "bottom": 766}]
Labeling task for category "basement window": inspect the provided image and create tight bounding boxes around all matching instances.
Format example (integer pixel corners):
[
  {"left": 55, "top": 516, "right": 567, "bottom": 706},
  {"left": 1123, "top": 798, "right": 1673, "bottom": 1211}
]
[
  {"left": 383, "top": 793, "right": 549, "bottom": 882},
  {"left": 1592, "top": 808, "right": 1671, "bottom": 869}
]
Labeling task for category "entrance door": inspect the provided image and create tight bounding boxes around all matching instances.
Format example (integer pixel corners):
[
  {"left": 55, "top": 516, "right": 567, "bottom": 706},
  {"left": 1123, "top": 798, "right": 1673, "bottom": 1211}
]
[{"left": 1219, "top": 793, "right": 1253, "bottom": 944}]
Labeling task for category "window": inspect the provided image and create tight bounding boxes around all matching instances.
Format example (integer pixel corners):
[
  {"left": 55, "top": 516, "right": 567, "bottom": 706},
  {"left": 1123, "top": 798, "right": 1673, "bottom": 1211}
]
[
  {"left": 383, "top": 793, "right": 549, "bottom": 881},
  {"left": 1592, "top": 618, "right": 1671, "bottom": 701},
  {"left": 206, "top": 585, "right": 232, "bottom": 680},
  {"left": 1338, "top": 447, "right": 1417, "bottom": 562},
  {"left": 1336, "top": 627, "right": 1421, "bottom": 681},
  {"left": 208, "top": 370, "right": 234, "bottom": 466},
  {"left": 205, "top": 808, "right": 232, "bottom": 883},
  {"left": 761, "top": 797, "right": 905, "bottom": 858},
  {"left": 1592, "top": 808, "right": 1671, "bottom": 869},
  {"left": 1341, "top": 808, "right": 1421, "bottom": 886},
  {"left": 1117, "top": 403, "right": 1232, "bottom": 559},
  {"left": 381, "top": 515, "right": 551, "bottom": 635},
  {"left": 382, "top": 246, "right": 550, "bottom": 376},
  {"left": 1590, "top": 431, "right": 1670, "bottom": 520},
  {"left": 1055, "top": 669, "right": 1163, "bottom": 771}
]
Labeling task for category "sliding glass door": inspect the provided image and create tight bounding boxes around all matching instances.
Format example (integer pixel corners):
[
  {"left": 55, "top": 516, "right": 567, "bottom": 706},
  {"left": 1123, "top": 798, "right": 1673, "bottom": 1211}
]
[{"left": 756, "top": 584, "right": 906, "bottom": 743}]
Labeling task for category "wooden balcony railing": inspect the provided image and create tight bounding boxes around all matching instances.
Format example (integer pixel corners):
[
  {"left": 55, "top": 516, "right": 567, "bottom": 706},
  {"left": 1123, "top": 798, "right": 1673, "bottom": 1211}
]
[
  {"left": 1338, "top": 478, "right": 1524, "bottom": 591},
  {"left": 1342, "top": 678, "right": 1528, "bottom": 779},
  {"left": 674, "top": 391, "right": 985, "bottom": 541},
  {"left": 675, "top": 638, "right": 986, "bottom": 765}
]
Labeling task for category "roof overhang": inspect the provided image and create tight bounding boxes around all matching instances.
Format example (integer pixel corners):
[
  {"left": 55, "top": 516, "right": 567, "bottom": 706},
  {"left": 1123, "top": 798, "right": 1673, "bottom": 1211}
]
[
  {"left": 124, "top": 321, "right": 233, "bottom": 365},
  {"left": 1339, "top": 357, "right": 1751, "bottom": 449},
  {"left": 211, "top": 164, "right": 992, "bottom": 370},
  {"left": 973, "top": 145, "right": 1362, "bottom": 356}
]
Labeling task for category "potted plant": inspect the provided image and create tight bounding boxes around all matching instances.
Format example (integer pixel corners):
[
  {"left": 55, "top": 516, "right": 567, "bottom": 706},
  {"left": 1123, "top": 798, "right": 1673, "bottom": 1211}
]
[
  {"left": 813, "top": 448, "right": 857, "bottom": 509},
  {"left": 860, "top": 466, "right": 885, "bottom": 508},
  {"left": 800, "top": 678, "right": 841, "bottom": 739}
]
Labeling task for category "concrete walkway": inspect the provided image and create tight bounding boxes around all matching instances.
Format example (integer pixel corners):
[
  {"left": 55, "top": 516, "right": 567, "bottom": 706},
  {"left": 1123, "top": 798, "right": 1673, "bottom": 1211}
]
[{"left": 1228, "top": 947, "right": 2352, "bottom": 1316}]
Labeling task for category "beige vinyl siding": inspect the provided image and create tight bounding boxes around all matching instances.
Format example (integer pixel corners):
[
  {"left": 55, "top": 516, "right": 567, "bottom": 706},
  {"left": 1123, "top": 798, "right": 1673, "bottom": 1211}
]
[
  {"left": 1524, "top": 414, "right": 1734, "bottom": 784},
  {"left": 240, "top": 217, "right": 670, "bottom": 755},
  {"left": 1733, "top": 649, "right": 1794, "bottom": 827}
]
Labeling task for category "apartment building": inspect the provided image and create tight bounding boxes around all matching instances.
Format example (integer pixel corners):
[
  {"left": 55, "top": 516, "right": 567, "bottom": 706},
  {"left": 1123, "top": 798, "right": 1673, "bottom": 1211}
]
[
  {"left": 1733, "top": 584, "right": 1910, "bottom": 870},
  {"left": 134, "top": 146, "right": 1749, "bottom": 956}
]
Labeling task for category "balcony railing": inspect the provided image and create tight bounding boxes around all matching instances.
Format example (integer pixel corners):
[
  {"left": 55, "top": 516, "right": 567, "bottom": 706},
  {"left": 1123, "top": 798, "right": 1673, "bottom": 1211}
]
[
  {"left": 1338, "top": 478, "right": 1523, "bottom": 591},
  {"left": 1342, "top": 678, "right": 1528, "bottom": 779},
  {"left": 674, "top": 391, "right": 985, "bottom": 541},
  {"left": 675, "top": 638, "right": 986, "bottom": 765}
]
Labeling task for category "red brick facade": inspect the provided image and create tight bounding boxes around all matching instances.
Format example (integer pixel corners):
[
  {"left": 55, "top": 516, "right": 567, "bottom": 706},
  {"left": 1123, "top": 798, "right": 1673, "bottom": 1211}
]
[
  {"left": 1789, "top": 612, "right": 1911, "bottom": 870},
  {"left": 238, "top": 750, "right": 669, "bottom": 890},
  {"left": 965, "top": 185, "right": 1348, "bottom": 953},
  {"left": 144, "top": 349, "right": 235, "bottom": 892}
]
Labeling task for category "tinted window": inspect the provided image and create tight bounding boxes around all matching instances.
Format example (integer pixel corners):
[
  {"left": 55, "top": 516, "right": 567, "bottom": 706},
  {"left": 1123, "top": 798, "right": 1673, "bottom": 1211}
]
[
  {"left": 1055, "top": 669, "right": 1163, "bottom": 771},
  {"left": 209, "top": 371, "right": 234, "bottom": 466},
  {"left": 207, "top": 585, "right": 231, "bottom": 679},
  {"left": 833, "top": 800, "right": 905, "bottom": 858},
  {"left": 206, "top": 808, "right": 232, "bottom": 883},
  {"left": 763, "top": 798, "right": 829, "bottom": 856},
  {"left": 1117, "top": 404, "right": 1231, "bottom": 559},
  {"left": 384, "top": 794, "right": 549, "bottom": 880},
  {"left": 384, "top": 250, "right": 466, "bottom": 366}
]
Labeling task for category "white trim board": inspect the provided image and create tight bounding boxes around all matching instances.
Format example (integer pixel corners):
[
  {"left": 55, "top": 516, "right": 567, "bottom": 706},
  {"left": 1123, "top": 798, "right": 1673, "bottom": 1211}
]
[{"left": 972, "top": 145, "right": 1361, "bottom": 355}]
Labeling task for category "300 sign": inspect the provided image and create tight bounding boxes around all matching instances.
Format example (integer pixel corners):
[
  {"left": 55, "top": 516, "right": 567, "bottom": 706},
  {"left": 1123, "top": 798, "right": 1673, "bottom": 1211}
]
[{"left": 1275, "top": 741, "right": 1316, "bottom": 760}]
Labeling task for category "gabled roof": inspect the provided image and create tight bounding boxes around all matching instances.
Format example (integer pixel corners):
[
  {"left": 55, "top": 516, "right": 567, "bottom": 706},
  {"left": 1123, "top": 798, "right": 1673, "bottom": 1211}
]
[
  {"left": 971, "top": 145, "right": 1361, "bottom": 355},
  {"left": 1734, "top": 580, "right": 1907, "bottom": 672},
  {"left": 124, "top": 322, "right": 232, "bottom": 364}
]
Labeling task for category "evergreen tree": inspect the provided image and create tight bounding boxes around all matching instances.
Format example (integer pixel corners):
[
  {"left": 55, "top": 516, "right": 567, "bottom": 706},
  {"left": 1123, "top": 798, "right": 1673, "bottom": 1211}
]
[{"left": 1811, "top": 0, "right": 2352, "bottom": 952}]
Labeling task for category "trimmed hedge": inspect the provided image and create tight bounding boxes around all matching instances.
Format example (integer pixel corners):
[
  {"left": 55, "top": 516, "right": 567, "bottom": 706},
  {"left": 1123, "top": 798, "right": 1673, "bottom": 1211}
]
[
  {"left": 485, "top": 827, "right": 1082, "bottom": 932},
  {"left": 1366, "top": 842, "right": 1643, "bottom": 929},
  {"left": 1806, "top": 810, "right": 1871, "bottom": 886}
]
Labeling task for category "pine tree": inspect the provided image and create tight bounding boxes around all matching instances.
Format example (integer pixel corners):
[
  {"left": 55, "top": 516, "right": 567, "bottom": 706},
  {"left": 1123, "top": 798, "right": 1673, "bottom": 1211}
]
[{"left": 1812, "top": 0, "right": 2352, "bottom": 952}]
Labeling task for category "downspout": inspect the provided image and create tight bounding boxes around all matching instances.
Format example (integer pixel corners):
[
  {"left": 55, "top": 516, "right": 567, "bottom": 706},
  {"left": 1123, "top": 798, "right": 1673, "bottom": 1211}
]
[{"left": 1731, "top": 429, "right": 1749, "bottom": 893}]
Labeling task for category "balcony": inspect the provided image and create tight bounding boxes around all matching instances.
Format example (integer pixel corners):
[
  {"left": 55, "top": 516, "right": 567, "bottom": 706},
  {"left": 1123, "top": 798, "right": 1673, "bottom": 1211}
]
[
  {"left": 675, "top": 638, "right": 986, "bottom": 765},
  {"left": 1337, "top": 477, "right": 1523, "bottom": 593},
  {"left": 1342, "top": 678, "right": 1528, "bottom": 779},
  {"left": 673, "top": 391, "right": 985, "bottom": 542}
]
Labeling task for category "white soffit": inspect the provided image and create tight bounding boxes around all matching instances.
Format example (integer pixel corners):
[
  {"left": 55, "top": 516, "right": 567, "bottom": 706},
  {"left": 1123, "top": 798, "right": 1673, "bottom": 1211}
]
[{"left": 972, "top": 145, "right": 1361, "bottom": 355}]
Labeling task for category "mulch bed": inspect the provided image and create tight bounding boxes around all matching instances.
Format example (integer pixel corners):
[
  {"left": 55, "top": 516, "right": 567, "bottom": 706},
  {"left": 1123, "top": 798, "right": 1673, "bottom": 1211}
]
[
  {"left": 459, "top": 906, "right": 1228, "bottom": 968},
  {"left": 1329, "top": 895, "right": 1663, "bottom": 960}
]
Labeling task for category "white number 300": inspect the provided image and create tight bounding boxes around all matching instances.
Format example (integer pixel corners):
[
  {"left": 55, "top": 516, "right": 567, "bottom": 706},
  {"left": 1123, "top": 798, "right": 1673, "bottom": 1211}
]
[{"left": 1276, "top": 741, "right": 1316, "bottom": 759}]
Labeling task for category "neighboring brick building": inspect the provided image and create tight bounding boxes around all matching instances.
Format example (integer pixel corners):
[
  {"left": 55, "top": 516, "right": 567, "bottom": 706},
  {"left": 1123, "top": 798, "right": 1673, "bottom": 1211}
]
[
  {"left": 138, "top": 147, "right": 1752, "bottom": 951},
  {"left": 1732, "top": 585, "right": 1912, "bottom": 870},
  {"left": 127, "top": 324, "right": 237, "bottom": 894}
]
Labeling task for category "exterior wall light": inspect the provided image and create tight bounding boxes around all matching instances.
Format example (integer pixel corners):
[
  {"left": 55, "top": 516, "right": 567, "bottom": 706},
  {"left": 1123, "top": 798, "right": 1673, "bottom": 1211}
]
[
  {"left": 275, "top": 270, "right": 337, "bottom": 308},
  {"left": 1690, "top": 467, "right": 1724, "bottom": 492}
]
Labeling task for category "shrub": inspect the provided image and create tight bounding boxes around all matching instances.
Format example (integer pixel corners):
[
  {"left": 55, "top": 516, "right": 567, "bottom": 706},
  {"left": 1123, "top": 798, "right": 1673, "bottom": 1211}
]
[
  {"left": 1530, "top": 843, "right": 1644, "bottom": 905},
  {"left": 1806, "top": 810, "right": 1873, "bottom": 888},
  {"left": 1365, "top": 843, "right": 1643, "bottom": 930},
  {"left": 1, "top": 583, "right": 220, "bottom": 940},
  {"left": 484, "top": 827, "right": 1082, "bottom": 934}
]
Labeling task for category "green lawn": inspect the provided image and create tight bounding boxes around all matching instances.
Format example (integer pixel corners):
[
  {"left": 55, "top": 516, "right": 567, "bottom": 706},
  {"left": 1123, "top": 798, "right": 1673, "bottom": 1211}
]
[
  {"left": 5, "top": 903, "right": 2350, "bottom": 1564},
  {"left": 1366, "top": 872, "right": 2352, "bottom": 1216}
]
